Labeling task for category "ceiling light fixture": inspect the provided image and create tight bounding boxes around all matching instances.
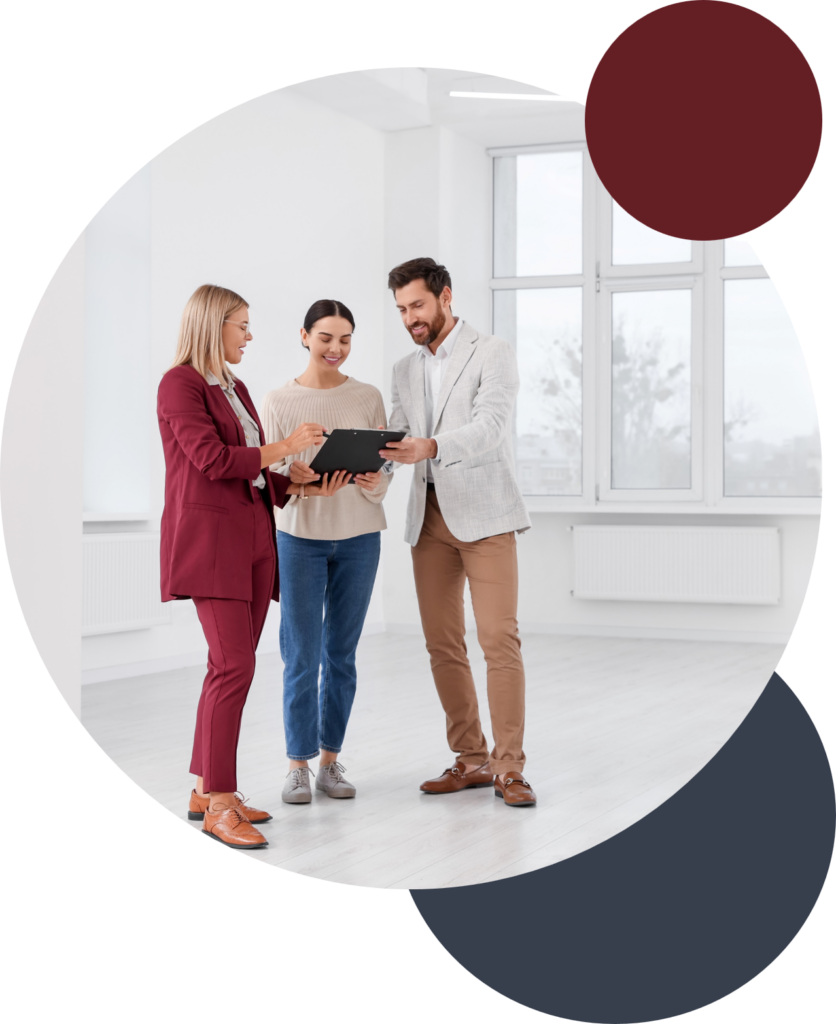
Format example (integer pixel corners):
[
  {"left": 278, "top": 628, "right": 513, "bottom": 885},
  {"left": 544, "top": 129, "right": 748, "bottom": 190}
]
[{"left": 448, "top": 91, "right": 568, "bottom": 102}]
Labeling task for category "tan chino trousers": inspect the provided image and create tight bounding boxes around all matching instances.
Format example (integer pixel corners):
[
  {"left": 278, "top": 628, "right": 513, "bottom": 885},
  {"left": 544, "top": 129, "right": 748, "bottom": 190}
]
[{"left": 411, "top": 490, "right": 526, "bottom": 775}]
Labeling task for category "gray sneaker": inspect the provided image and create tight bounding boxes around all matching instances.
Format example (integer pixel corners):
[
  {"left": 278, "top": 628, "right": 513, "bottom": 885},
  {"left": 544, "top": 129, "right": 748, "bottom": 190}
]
[
  {"left": 282, "top": 766, "right": 313, "bottom": 804},
  {"left": 315, "top": 761, "right": 356, "bottom": 799}
]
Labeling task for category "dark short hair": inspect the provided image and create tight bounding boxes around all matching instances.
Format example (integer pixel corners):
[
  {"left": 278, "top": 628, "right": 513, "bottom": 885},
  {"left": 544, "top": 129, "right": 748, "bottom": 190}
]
[
  {"left": 302, "top": 299, "right": 355, "bottom": 347},
  {"left": 387, "top": 258, "right": 452, "bottom": 298}
]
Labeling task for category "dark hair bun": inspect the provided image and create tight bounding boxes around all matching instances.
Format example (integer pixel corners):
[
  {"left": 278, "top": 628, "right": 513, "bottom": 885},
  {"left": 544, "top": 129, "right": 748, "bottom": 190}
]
[{"left": 302, "top": 299, "right": 356, "bottom": 346}]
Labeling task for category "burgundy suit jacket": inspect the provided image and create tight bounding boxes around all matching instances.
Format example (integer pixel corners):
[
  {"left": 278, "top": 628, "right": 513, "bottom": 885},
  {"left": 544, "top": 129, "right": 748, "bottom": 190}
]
[{"left": 157, "top": 365, "right": 290, "bottom": 603}]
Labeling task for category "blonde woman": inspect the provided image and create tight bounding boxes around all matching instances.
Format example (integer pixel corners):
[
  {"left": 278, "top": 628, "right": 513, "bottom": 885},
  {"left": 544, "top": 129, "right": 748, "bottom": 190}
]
[
  {"left": 261, "top": 299, "right": 389, "bottom": 804},
  {"left": 157, "top": 284, "right": 349, "bottom": 850}
]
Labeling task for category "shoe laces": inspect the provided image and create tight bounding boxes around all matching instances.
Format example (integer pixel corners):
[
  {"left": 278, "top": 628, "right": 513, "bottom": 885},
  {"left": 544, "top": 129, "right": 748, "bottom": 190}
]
[
  {"left": 210, "top": 802, "right": 249, "bottom": 826},
  {"left": 323, "top": 761, "right": 346, "bottom": 781},
  {"left": 228, "top": 805, "right": 249, "bottom": 826},
  {"left": 287, "top": 767, "right": 310, "bottom": 788}
]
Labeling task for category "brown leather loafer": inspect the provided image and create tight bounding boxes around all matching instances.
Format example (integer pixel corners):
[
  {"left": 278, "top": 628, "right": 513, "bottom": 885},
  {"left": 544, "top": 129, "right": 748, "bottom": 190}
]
[
  {"left": 202, "top": 803, "right": 269, "bottom": 849},
  {"left": 494, "top": 772, "right": 537, "bottom": 807},
  {"left": 420, "top": 760, "right": 493, "bottom": 794},
  {"left": 188, "top": 790, "right": 272, "bottom": 824}
]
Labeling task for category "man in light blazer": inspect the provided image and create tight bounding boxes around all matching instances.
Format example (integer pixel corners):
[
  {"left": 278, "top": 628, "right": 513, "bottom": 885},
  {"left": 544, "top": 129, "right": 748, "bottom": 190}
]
[{"left": 380, "top": 257, "right": 536, "bottom": 806}]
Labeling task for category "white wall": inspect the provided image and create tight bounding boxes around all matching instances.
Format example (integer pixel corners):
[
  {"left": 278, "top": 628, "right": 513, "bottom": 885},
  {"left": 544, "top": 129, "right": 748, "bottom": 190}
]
[
  {"left": 517, "top": 512, "right": 818, "bottom": 643},
  {"left": 2, "top": 240, "right": 85, "bottom": 713},
  {"left": 78, "top": 88, "right": 819, "bottom": 685},
  {"left": 83, "top": 165, "right": 152, "bottom": 514},
  {"left": 381, "top": 125, "right": 494, "bottom": 625},
  {"left": 82, "top": 88, "right": 387, "bottom": 680}
]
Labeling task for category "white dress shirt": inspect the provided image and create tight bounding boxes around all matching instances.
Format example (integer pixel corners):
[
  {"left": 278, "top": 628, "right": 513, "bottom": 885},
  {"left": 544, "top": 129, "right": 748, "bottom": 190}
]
[{"left": 419, "top": 317, "right": 464, "bottom": 482}]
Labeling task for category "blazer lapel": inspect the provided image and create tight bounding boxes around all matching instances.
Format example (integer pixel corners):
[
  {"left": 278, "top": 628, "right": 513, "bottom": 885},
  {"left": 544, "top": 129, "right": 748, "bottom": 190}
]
[
  {"left": 234, "top": 380, "right": 264, "bottom": 443},
  {"left": 431, "top": 323, "right": 478, "bottom": 434},
  {"left": 409, "top": 353, "right": 427, "bottom": 437},
  {"left": 208, "top": 378, "right": 247, "bottom": 445}
]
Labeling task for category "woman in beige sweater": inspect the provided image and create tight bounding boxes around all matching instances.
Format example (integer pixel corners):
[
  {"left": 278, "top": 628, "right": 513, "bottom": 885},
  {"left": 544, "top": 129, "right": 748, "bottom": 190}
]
[{"left": 261, "top": 300, "right": 390, "bottom": 804}]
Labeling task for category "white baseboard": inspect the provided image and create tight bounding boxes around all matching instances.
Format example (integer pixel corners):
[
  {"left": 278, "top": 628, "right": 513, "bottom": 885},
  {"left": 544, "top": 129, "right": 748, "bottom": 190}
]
[
  {"left": 383, "top": 622, "right": 426, "bottom": 636},
  {"left": 516, "top": 621, "right": 789, "bottom": 645},
  {"left": 360, "top": 621, "right": 386, "bottom": 636},
  {"left": 82, "top": 618, "right": 388, "bottom": 685},
  {"left": 82, "top": 651, "right": 206, "bottom": 685},
  {"left": 387, "top": 620, "right": 788, "bottom": 645}
]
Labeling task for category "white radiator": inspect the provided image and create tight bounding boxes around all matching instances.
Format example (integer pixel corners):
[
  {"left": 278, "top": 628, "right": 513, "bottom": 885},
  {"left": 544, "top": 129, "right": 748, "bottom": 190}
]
[
  {"left": 571, "top": 525, "right": 780, "bottom": 605},
  {"left": 82, "top": 533, "right": 172, "bottom": 635}
]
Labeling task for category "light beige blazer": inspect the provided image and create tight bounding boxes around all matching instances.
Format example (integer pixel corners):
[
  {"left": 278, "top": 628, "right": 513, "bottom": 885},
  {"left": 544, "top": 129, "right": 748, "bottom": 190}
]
[{"left": 388, "top": 321, "right": 532, "bottom": 545}]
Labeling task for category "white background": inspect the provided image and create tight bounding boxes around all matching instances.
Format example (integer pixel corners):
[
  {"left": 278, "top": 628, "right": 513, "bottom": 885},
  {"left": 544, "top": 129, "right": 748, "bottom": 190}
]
[{"left": 68, "top": 78, "right": 817, "bottom": 695}]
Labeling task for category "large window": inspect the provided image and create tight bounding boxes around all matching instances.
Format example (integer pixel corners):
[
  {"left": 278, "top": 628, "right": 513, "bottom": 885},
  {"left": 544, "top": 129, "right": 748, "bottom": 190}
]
[{"left": 491, "top": 143, "right": 821, "bottom": 510}]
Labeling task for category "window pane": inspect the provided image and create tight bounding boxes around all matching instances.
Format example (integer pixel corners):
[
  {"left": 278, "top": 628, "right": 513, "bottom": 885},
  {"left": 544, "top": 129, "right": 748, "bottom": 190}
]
[
  {"left": 493, "top": 151, "right": 583, "bottom": 277},
  {"left": 611, "top": 290, "right": 691, "bottom": 489},
  {"left": 494, "top": 287, "right": 582, "bottom": 495},
  {"left": 724, "top": 279, "right": 821, "bottom": 496},
  {"left": 724, "top": 237, "right": 762, "bottom": 267},
  {"left": 612, "top": 200, "right": 691, "bottom": 265}
]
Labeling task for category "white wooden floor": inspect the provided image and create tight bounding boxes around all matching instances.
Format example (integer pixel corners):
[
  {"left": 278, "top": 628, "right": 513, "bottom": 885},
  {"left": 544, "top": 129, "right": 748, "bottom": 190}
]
[{"left": 82, "top": 632, "right": 779, "bottom": 889}]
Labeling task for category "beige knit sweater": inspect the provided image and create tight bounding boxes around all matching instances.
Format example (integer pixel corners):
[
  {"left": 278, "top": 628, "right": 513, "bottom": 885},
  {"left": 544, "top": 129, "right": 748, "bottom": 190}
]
[{"left": 260, "top": 377, "right": 390, "bottom": 540}]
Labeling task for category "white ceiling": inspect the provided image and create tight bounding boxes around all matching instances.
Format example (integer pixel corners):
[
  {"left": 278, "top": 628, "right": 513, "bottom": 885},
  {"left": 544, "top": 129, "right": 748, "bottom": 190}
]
[{"left": 289, "top": 67, "right": 586, "bottom": 148}]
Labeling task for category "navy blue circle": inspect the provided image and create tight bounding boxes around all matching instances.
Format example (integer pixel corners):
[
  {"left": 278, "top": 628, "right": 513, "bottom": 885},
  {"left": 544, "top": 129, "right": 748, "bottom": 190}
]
[{"left": 412, "top": 675, "right": 835, "bottom": 1022}]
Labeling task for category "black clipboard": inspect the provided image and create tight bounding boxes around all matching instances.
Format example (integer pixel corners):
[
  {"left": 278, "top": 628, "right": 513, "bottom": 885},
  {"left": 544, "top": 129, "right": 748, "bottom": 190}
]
[{"left": 307, "top": 428, "right": 406, "bottom": 482}]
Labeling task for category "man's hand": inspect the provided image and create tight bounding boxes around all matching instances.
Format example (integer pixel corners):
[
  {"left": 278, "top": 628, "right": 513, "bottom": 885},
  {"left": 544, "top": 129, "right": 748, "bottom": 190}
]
[
  {"left": 290, "top": 460, "right": 320, "bottom": 485},
  {"left": 379, "top": 436, "right": 438, "bottom": 465}
]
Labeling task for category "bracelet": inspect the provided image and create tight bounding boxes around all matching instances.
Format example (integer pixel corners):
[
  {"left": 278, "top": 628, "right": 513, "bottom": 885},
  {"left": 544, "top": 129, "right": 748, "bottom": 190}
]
[{"left": 300, "top": 484, "right": 308, "bottom": 500}]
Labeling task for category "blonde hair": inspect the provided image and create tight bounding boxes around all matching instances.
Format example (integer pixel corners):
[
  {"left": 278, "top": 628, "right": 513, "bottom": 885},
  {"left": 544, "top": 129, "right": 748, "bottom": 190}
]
[{"left": 171, "top": 284, "right": 248, "bottom": 386}]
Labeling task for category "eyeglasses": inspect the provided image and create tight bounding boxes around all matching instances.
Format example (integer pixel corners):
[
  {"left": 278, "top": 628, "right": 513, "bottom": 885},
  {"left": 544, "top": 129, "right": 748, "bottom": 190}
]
[{"left": 224, "top": 319, "right": 252, "bottom": 333}]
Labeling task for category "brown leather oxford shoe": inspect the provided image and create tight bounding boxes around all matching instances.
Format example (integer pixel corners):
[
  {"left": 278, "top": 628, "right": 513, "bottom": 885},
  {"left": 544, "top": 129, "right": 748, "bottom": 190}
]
[
  {"left": 188, "top": 790, "right": 272, "bottom": 824},
  {"left": 494, "top": 772, "right": 537, "bottom": 806},
  {"left": 202, "top": 803, "right": 269, "bottom": 849},
  {"left": 420, "top": 760, "right": 494, "bottom": 794}
]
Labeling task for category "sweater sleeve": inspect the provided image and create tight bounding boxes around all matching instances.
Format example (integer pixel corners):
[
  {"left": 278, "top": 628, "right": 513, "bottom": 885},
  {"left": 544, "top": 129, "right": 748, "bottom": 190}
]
[{"left": 260, "top": 391, "right": 293, "bottom": 477}]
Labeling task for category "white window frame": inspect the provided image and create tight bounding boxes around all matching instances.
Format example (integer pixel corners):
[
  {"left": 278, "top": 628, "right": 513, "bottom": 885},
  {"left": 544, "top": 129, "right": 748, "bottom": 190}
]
[
  {"left": 598, "top": 276, "right": 704, "bottom": 503},
  {"left": 489, "top": 143, "right": 821, "bottom": 517},
  {"left": 490, "top": 141, "right": 598, "bottom": 508},
  {"left": 699, "top": 242, "right": 821, "bottom": 513},
  {"left": 598, "top": 187, "right": 705, "bottom": 280}
]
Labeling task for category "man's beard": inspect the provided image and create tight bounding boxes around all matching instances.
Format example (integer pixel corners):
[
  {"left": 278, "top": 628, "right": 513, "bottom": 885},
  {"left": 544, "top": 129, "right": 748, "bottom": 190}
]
[{"left": 408, "top": 301, "right": 447, "bottom": 347}]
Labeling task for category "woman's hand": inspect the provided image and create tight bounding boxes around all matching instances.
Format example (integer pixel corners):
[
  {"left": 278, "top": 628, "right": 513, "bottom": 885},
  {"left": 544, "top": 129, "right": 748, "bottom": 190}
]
[
  {"left": 261, "top": 423, "right": 327, "bottom": 468},
  {"left": 308, "top": 470, "right": 351, "bottom": 496},
  {"left": 354, "top": 469, "right": 382, "bottom": 492},
  {"left": 283, "top": 422, "right": 328, "bottom": 457},
  {"left": 290, "top": 460, "right": 320, "bottom": 485},
  {"left": 286, "top": 470, "right": 350, "bottom": 497}
]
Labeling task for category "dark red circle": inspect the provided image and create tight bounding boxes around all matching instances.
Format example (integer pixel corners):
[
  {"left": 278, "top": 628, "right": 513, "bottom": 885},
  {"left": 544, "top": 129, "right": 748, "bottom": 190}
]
[{"left": 585, "top": 1, "right": 822, "bottom": 240}]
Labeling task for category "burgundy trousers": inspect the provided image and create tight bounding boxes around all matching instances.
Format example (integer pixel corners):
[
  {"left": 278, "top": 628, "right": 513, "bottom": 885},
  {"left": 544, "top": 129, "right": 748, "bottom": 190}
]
[{"left": 189, "top": 495, "right": 276, "bottom": 793}]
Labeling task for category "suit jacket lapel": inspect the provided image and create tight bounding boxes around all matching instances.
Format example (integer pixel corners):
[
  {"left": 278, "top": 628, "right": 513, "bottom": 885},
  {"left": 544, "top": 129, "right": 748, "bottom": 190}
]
[
  {"left": 431, "top": 323, "right": 478, "bottom": 434},
  {"left": 206, "top": 376, "right": 244, "bottom": 440},
  {"left": 234, "top": 380, "right": 264, "bottom": 443},
  {"left": 409, "top": 353, "right": 427, "bottom": 437},
  {"left": 208, "top": 377, "right": 247, "bottom": 445}
]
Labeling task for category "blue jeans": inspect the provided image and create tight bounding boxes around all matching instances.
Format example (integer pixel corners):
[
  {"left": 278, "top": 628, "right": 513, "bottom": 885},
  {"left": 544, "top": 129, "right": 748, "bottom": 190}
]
[{"left": 277, "top": 530, "right": 381, "bottom": 761}]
